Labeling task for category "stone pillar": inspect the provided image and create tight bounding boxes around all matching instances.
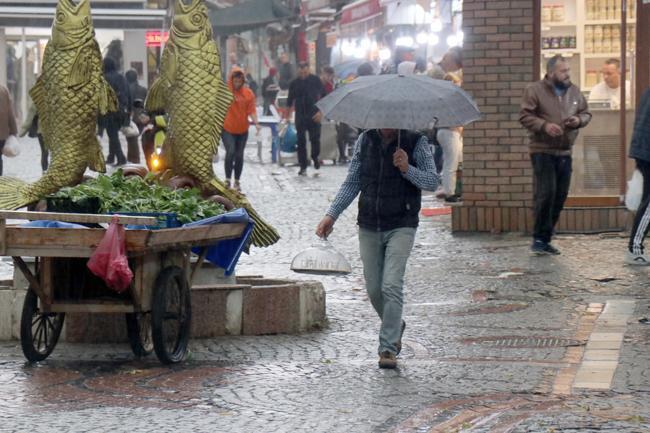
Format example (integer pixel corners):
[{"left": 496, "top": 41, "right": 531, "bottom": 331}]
[
  {"left": 122, "top": 30, "right": 148, "bottom": 87},
  {"left": 454, "top": 0, "right": 535, "bottom": 233}
]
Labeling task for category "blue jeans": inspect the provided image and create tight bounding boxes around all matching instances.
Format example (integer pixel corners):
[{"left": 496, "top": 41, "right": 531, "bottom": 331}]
[{"left": 359, "top": 227, "right": 416, "bottom": 355}]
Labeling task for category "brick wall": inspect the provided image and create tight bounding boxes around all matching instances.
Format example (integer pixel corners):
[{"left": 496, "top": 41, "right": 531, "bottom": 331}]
[{"left": 454, "top": 0, "right": 536, "bottom": 232}]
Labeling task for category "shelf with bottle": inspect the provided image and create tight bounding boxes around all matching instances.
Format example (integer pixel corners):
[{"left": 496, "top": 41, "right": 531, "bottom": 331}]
[
  {"left": 584, "top": 52, "right": 636, "bottom": 59},
  {"left": 541, "top": 22, "right": 578, "bottom": 29},
  {"left": 541, "top": 48, "right": 580, "bottom": 58},
  {"left": 585, "top": 0, "right": 636, "bottom": 21},
  {"left": 584, "top": 24, "right": 635, "bottom": 55},
  {"left": 585, "top": 19, "right": 636, "bottom": 25}
]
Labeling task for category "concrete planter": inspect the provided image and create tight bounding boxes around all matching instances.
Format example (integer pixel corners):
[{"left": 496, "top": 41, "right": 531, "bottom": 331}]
[{"left": 1, "top": 260, "right": 326, "bottom": 343}]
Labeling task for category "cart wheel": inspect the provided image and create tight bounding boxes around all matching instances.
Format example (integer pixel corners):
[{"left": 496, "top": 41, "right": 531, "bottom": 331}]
[
  {"left": 151, "top": 266, "right": 191, "bottom": 364},
  {"left": 20, "top": 288, "right": 64, "bottom": 362},
  {"left": 126, "top": 312, "right": 153, "bottom": 357}
]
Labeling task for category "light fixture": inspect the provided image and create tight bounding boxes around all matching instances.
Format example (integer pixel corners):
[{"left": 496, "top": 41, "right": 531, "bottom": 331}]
[
  {"left": 379, "top": 48, "right": 392, "bottom": 61},
  {"left": 446, "top": 34, "right": 459, "bottom": 47},
  {"left": 353, "top": 46, "right": 367, "bottom": 59},
  {"left": 428, "top": 33, "right": 439, "bottom": 46},
  {"left": 395, "top": 36, "right": 414, "bottom": 47},
  {"left": 416, "top": 32, "right": 428, "bottom": 45},
  {"left": 431, "top": 18, "right": 443, "bottom": 32},
  {"left": 341, "top": 40, "right": 354, "bottom": 56},
  {"left": 457, "top": 31, "right": 464, "bottom": 45}
]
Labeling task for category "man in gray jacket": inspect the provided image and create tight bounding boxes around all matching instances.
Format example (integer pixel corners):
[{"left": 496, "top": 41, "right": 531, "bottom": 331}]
[
  {"left": 519, "top": 55, "right": 591, "bottom": 255},
  {"left": 626, "top": 87, "right": 650, "bottom": 265}
]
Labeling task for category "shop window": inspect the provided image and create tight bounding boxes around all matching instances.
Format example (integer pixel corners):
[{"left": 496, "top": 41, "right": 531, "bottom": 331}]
[{"left": 540, "top": 0, "right": 637, "bottom": 200}]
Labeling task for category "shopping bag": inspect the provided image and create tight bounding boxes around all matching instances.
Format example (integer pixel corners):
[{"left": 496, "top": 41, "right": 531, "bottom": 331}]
[
  {"left": 87, "top": 216, "right": 133, "bottom": 292},
  {"left": 2, "top": 135, "right": 20, "bottom": 157},
  {"left": 625, "top": 169, "right": 644, "bottom": 211},
  {"left": 120, "top": 120, "right": 140, "bottom": 138}
]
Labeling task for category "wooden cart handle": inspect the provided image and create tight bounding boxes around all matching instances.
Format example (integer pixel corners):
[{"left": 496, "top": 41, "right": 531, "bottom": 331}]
[{"left": 0, "top": 211, "right": 158, "bottom": 226}]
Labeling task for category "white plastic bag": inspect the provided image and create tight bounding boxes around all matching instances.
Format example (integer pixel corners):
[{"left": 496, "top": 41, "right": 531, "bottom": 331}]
[
  {"left": 120, "top": 121, "right": 139, "bottom": 138},
  {"left": 626, "top": 169, "right": 644, "bottom": 211},
  {"left": 2, "top": 135, "right": 20, "bottom": 157}
]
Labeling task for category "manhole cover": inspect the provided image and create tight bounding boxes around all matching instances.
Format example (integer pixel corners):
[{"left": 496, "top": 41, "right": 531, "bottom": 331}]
[{"left": 461, "top": 336, "right": 585, "bottom": 348}]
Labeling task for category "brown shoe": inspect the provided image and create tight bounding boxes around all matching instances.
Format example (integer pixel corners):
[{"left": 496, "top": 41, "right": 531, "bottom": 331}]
[
  {"left": 394, "top": 320, "right": 406, "bottom": 355},
  {"left": 378, "top": 351, "right": 397, "bottom": 369}
]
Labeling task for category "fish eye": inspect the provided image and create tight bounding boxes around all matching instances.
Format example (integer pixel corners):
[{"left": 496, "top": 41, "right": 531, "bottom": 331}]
[
  {"left": 191, "top": 13, "right": 202, "bottom": 25},
  {"left": 56, "top": 12, "right": 65, "bottom": 23}
]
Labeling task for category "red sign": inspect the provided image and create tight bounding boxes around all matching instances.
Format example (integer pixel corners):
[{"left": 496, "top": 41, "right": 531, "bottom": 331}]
[
  {"left": 145, "top": 31, "right": 169, "bottom": 47},
  {"left": 340, "top": 0, "right": 381, "bottom": 25}
]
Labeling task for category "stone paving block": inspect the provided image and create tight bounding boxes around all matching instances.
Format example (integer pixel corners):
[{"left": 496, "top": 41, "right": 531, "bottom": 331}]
[
  {"left": 64, "top": 313, "right": 127, "bottom": 343},
  {"left": 0, "top": 289, "right": 13, "bottom": 340},
  {"left": 586, "top": 340, "right": 623, "bottom": 350},
  {"left": 242, "top": 283, "right": 300, "bottom": 335},
  {"left": 579, "top": 360, "right": 619, "bottom": 369},
  {"left": 225, "top": 289, "right": 243, "bottom": 335},
  {"left": 190, "top": 286, "right": 231, "bottom": 338},
  {"left": 573, "top": 381, "right": 611, "bottom": 389},
  {"left": 602, "top": 300, "right": 636, "bottom": 315},
  {"left": 588, "top": 332, "right": 623, "bottom": 342},
  {"left": 299, "top": 281, "right": 326, "bottom": 332},
  {"left": 11, "top": 289, "right": 25, "bottom": 339},
  {"left": 583, "top": 350, "right": 620, "bottom": 361},
  {"left": 597, "top": 317, "right": 630, "bottom": 327},
  {"left": 574, "top": 369, "right": 615, "bottom": 384}
]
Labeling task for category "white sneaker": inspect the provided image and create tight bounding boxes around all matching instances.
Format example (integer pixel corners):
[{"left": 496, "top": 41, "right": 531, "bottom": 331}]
[{"left": 625, "top": 251, "right": 650, "bottom": 266}]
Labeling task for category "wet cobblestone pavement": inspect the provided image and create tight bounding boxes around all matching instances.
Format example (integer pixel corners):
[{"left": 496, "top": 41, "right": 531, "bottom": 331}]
[{"left": 1, "top": 138, "right": 649, "bottom": 432}]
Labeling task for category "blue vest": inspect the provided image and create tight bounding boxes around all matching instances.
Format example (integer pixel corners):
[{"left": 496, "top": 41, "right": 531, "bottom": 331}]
[{"left": 357, "top": 130, "right": 422, "bottom": 231}]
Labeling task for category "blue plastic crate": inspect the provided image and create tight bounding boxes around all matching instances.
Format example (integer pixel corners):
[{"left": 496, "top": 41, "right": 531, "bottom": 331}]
[{"left": 109, "top": 212, "right": 181, "bottom": 230}]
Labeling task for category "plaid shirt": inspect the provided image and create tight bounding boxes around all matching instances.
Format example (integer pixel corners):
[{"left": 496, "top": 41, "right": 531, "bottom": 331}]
[{"left": 326, "top": 132, "right": 440, "bottom": 220}]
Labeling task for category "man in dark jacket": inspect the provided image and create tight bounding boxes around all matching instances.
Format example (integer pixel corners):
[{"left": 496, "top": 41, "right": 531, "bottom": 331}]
[
  {"left": 519, "top": 55, "right": 591, "bottom": 256},
  {"left": 316, "top": 129, "right": 439, "bottom": 369},
  {"left": 286, "top": 62, "right": 324, "bottom": 176},
  {"left": 102, "top": 57, "right": 129, "bottom": 165},
  {"left": 626, "top": 87, "right": 650, "bottom": 265}
]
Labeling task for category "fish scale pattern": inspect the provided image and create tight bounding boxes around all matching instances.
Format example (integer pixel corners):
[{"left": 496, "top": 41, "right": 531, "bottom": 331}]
[
  {"left": 0, "top": 23, "right": 114, "bottom": 210},
  {"left": 151, "top": 1, "right": 280, "bottom": 248}
]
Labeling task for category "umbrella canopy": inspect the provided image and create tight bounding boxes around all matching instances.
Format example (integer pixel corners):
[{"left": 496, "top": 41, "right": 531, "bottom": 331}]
[{"left": 316, "top": 74, "right": 481, "bottom": 130}]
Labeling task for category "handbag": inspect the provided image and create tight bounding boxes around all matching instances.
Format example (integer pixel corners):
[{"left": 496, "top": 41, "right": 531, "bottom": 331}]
[
  {"left": 626, "top": 169, "right": 643, "bottom": 211},
  {"left": 2, "top": 135, "right": 20, "bottom": 157},
  {"left": 120, "top": 120, "right": 140, "bottom": 138}
]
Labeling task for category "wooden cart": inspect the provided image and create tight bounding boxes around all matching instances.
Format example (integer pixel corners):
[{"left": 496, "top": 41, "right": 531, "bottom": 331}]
[{"left": 0, "top": 210, "right": 247, "bottom": 364}]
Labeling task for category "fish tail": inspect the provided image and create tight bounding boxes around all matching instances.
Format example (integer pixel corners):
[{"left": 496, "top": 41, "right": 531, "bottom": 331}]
[
  {"left": 0, "top": 177, "right": 32, "bottom": 210},
  {"left": 88, "top": 137, "right": 106, "bottom": 173},
  {"left": 208, "top": 178, "right": 280, "bottom": 248}
]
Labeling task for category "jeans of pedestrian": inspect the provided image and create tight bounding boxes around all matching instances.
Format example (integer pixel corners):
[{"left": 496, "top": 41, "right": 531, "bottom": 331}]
[
  {"left": 295, "top": 117, "right": 321, "bottom": 170},
  {"left": 222, "top": 131, "right": 248, "bottom": 180},
  {"left": 531, "top": 153, "right": 572, "bottom": 244},
  {"left": 106, "top": 123, "right": 126, "bottom": 164},
  {"left": 437, "top": 129, "right": 463, "bottom": 196},
  {"left": 629, "top": 159, "right": 650, "bottom": 254},
  {"left": 359, "top": 226, "right": 416, "bottom": 355}
]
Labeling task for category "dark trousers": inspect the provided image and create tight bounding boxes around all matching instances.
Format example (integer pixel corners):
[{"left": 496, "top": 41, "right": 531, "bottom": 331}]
[
  {"left": 106, "top": 123, "right": 126, "bottom": 165},
  {"left": 629, "top": 159, "right": 650, "bottom": 254},
  {"left": 296, "top": 117, "right": 321, "bottom": 170},
  {"left": 38, "top": 134, "right": 48, "bottom": 171},
  {"left": 222, "top": 131, "right": 248, "bottom": 180},
  {"left": 531, "top": 153, "right": 572, "bottom": 243}
]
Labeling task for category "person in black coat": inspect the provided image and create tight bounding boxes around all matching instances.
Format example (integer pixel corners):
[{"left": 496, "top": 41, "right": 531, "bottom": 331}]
[{"left": 101, "top": 57, "right": 129, "bottom": 165}]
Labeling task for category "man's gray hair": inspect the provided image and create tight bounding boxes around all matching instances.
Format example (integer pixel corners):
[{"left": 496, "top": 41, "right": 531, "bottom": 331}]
[{"left": 546, "top": 54, "right": 567, "bottom": 74}]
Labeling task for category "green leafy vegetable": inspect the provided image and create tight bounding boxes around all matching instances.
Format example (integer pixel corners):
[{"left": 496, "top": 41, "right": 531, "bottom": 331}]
[{"left": 48, "top": 170, "right": 225, "bottom": 224}]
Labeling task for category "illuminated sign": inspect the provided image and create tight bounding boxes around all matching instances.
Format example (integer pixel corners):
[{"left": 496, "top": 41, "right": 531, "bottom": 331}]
[{"left": 145, "top": 31, "right": 169, "bottom": 47}]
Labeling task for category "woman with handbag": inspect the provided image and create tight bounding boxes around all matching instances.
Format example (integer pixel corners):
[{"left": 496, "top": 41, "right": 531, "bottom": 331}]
[{"left": 0, "top": 83, "right": 18, "bottom": 176}]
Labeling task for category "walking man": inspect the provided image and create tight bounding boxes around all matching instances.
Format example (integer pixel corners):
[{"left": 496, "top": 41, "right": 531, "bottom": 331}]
[
  {"left": 520, "top": 55, "right": 591, "bottom": 255},
  {"left": 286, "top": 62, "right": 324, "bottom": 176},
  {"left": 222, "top": 68, "right": 260, "bottom": 192},
  {"left": 626, "top": 86, "right": 650, "bottom": 265},
  {"left": 102, "top": 57, "right": 129, "bottom": 166},
  {"left": 316, "top": 129, "right": 439, "bottom": 369},
  {"left": 0, "top": 83, "right": 18, "bottom": 176}
]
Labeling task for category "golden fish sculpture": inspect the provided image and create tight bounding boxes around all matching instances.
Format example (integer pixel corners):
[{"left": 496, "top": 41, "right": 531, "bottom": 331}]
[
  {"left": 146, "top": 0, "right": 279, "bottom": 247},
  {"left": 0, "top": 0, "right": 116, "bottom": 210}
]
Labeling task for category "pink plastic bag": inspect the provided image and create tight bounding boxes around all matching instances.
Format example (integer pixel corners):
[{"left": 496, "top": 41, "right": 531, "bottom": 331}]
[{"left": 87, "top": 216, "right": 133, "bottom": 292}]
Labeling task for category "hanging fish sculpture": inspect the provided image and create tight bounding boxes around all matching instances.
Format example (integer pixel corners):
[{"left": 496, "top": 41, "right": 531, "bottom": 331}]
[
  {"left": 146, "top": 0, "right": 279, "bottom": 247},
  {"left": 0, "top": 0, "right": 116, "bottom": 209}
]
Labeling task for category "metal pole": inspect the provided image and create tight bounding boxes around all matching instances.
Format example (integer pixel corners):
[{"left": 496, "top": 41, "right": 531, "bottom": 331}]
[
  {"left": 20, "top": 27, "right": 27, "bottom": 123},
  {"left": 619, "top": 0, "right": 627, "bottom": 200}
]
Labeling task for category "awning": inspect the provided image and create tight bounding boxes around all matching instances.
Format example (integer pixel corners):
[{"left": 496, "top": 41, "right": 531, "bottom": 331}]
[
  {"left": 0, "top": 6, "right": 166, "bottom": 29},
  {"left": 340, "top": 0, "right": 382, "bottom": 26},
  {"left": 209, "top": 0, "right": 293, "bottom": 36}
]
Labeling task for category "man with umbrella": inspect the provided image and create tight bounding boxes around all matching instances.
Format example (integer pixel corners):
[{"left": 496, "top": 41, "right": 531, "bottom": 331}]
[{"left": 314, "top": 74, "right": 480, "bottom": 369}]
